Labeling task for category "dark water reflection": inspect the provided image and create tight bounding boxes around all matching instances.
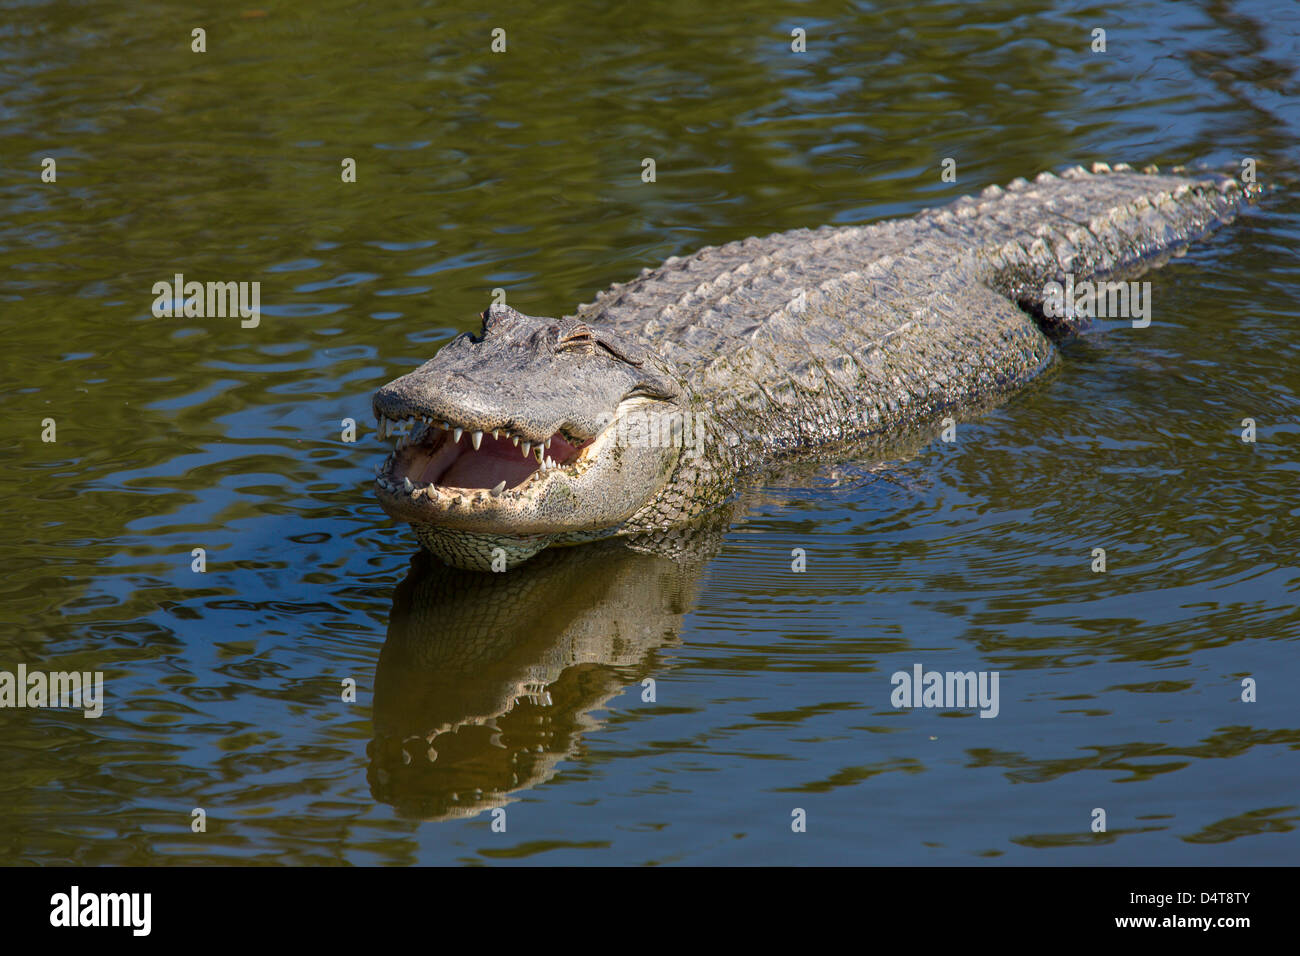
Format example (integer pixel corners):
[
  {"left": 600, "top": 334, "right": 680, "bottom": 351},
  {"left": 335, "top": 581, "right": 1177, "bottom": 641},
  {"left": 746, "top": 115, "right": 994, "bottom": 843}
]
[
  {"left": 1, "top": 0, "right": 1298, "bottom": 864},
  {"left": 371, "top": 534, "right": 713, "bottom": 822}
]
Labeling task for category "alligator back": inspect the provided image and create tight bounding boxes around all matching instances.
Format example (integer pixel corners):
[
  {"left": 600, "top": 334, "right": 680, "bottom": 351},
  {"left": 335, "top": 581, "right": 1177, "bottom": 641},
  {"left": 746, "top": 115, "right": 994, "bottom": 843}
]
[{"left": 572, "top": 164, "right": 1252, "bottom": 460}]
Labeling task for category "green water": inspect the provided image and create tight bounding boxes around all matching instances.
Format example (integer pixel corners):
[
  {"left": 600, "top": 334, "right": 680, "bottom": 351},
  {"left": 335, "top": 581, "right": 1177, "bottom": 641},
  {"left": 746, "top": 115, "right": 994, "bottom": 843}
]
[{"left": 1, "top": 0, "right": 1298, "bottom": 864}]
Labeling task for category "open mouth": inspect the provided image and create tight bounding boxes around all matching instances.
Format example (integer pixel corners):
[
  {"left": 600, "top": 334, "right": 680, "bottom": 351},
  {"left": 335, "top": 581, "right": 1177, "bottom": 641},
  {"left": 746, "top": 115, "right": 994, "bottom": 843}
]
[{"left": 375, "top": 414, "right": 591, "bottom": 501}]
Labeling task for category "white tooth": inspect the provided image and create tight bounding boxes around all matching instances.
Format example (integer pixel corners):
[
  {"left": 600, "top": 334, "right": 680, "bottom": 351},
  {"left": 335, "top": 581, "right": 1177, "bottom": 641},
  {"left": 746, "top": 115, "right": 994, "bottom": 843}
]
[
  {"left": 454, "top": 427, "right": 463, "bottom": 443},
  {"left": 442, "top": 421, "right": 451, "bottom": 431},
  {"left": 512, "top": 436, "right": 519, "bottom": 446},
  {"left": 544, "top": 437, "right": 551, "bottom": 448},
  {"left": 404, "top": 477, "right": 413, "bottom": 492},
  {"left": 490, "top": 480, "right": 506, "bottom": 496},
  {"left": 534, "top": 446, "right": 543, "bottom": 462},
  {"left": 521, "top": 442, "right": 531, "bottom": 457},
  {"left": 492, "top": 430, "right": 500, "bottom": 440},
  {"left": 471, "top": 430, "right": 482, "bottom": 450},
  {"left": 545, "top": 456, "right": 554, "bottom": 469}
]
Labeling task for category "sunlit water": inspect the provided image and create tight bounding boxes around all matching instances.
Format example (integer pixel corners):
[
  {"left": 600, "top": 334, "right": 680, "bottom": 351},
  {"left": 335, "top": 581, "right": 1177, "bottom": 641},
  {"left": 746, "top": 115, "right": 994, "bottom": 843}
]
[{"left": 1, "top": 0, "right": 1297, "bottom": 864}]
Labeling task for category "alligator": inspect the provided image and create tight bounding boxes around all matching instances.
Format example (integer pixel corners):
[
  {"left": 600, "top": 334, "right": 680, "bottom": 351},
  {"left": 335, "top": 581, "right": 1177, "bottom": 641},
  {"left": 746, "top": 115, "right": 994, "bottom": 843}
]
[{"left": 373, "top": 163, "right": 1258, "bottom": 570}]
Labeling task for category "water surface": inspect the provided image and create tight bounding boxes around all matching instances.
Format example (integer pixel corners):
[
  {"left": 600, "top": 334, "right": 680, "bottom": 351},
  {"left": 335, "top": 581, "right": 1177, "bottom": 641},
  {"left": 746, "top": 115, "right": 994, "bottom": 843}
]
[{"left": 1, "top": 0, "right": 1298, "bottom": 865}]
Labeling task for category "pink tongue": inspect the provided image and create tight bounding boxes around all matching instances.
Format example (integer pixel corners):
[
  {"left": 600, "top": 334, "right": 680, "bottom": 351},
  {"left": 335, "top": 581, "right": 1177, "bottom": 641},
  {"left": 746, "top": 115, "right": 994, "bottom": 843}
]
[
  {"left": 440, "top": 452, "right": 537, "bottom": 489},
  {"left": 412, "top": 442, "right": 463, "bottom": 484}
]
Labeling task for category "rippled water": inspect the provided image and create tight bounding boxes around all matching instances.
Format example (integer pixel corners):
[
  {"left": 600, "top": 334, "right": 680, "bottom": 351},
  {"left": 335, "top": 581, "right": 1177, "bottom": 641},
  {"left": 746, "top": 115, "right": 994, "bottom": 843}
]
[{"left": 1, "top": 0, "right": 1298, "bottom": 865}]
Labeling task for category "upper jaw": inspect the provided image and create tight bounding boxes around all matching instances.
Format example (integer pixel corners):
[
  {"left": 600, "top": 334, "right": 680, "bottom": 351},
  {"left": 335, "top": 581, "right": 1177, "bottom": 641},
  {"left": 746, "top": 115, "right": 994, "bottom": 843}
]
[
  {"left": 371, "top": 390, "right": 596, "bottom": 449},
  {"left": 370, "top": 360, "right": 641, "bottom": 451}
]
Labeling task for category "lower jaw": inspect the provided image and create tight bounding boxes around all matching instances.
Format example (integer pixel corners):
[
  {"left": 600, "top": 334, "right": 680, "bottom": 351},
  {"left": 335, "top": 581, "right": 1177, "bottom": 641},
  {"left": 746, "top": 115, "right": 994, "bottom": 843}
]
[
  {"left": 374, "top": 472, "right": 570, "bottom": 533},
  {"left": 410, "top": 524, "right": 555, "bottom": 572}
]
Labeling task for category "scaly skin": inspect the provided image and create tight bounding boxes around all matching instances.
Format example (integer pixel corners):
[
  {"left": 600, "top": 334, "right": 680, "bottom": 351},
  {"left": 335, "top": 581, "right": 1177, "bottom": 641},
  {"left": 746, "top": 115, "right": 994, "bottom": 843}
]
[{"left": 373, "top": 163, "right": 1257, "bottom": 570}]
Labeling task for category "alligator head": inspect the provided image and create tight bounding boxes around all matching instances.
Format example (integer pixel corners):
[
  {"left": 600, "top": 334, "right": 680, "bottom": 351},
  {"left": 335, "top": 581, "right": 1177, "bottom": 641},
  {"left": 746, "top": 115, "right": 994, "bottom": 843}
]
[{"left": 373, "top": 304, "right": 689, "bottom": 569}]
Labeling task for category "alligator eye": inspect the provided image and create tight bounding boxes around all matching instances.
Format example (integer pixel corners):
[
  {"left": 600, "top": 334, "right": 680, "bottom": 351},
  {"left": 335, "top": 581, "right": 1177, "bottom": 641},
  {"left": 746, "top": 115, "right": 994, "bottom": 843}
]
[
  {"left": 622, "top": 384, "right": 673, "bottom": 402},
  {"left": 557, "top": 324, "right": 597, "bottom": 353}
]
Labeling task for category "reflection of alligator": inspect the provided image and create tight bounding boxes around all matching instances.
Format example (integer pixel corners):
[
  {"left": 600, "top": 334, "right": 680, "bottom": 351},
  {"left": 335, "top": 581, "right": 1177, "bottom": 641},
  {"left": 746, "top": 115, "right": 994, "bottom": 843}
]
[
  {"left": 373, "top": 164, "right": 1257, "bottom": 569},
  {"left": 368, "top": 524, "right": 723, "bottom": 821}
]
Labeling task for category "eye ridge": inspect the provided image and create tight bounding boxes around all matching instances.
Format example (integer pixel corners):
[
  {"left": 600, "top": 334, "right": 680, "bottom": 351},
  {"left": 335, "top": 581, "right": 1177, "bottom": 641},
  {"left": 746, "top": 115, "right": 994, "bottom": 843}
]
[{"left": 557, "top": 323, "right": 596, "bottom": 349}]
